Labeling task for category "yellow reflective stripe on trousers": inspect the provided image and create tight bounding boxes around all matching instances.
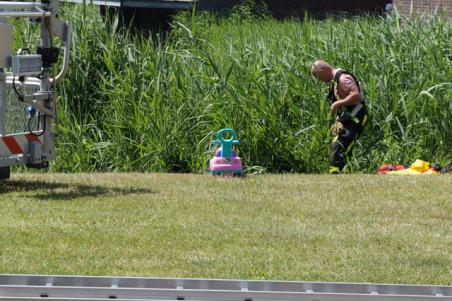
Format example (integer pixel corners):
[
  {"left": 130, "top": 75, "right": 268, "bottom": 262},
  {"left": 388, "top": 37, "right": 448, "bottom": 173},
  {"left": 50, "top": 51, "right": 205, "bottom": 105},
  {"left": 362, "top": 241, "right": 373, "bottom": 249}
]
[
  {"left": 362, "top": 114, "right": 368, "bottom": 126},
  {"left": 345, "top": 114, "right": 367, "bottom": 155},
  {"left": 345, "top": 140, "right": 355, "bottom": 155}
]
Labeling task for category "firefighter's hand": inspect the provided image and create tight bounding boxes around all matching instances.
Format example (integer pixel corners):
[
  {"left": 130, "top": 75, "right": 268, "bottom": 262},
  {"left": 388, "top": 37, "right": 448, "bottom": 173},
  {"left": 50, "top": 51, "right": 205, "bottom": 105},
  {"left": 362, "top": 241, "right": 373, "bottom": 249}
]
[{"left": 330, "top": 102, "right": 341, "bottom": 114}]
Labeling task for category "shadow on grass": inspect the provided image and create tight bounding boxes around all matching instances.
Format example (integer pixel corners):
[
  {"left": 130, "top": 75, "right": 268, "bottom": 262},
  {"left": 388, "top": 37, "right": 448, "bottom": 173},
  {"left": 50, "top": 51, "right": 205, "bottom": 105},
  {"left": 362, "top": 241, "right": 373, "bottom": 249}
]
[{"left": 0, "top": 180, "right": 155, "bottom": 201}]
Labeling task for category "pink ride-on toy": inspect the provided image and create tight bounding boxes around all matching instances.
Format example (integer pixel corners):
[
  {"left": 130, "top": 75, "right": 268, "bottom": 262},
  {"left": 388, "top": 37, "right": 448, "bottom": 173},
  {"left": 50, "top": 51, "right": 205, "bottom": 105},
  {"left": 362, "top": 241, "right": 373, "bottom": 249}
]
[{"left": 209, "top": 128, "right": 243, "bottom": 176}]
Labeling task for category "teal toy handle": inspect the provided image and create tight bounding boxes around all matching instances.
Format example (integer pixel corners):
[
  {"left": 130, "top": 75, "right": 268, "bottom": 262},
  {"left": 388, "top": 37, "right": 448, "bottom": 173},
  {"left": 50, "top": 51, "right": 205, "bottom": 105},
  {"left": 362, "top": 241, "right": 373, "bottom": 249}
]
[{"left": 212, "top": 128, "right": 239, "bottom": 158}]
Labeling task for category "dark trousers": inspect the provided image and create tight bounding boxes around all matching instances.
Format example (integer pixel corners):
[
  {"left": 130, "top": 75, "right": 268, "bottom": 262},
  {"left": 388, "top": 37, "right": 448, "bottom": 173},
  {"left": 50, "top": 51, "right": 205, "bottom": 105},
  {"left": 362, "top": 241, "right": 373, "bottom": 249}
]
[{"left": 330, "top": 106, "right": 368, "bottom": 172}]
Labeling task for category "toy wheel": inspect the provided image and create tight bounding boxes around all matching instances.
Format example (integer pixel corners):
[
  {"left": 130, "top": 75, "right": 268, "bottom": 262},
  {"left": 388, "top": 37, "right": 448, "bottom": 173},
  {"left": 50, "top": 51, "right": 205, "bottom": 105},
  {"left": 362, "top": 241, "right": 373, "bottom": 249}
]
[{"left": 0, "top": 166, "right": 11, "bottom": 180}]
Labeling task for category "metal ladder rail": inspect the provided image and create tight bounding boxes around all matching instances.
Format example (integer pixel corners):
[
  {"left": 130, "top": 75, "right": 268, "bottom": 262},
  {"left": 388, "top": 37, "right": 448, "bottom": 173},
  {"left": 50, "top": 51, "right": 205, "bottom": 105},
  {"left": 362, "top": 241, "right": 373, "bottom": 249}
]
[{"left": 0, "top": 274, "right": 451, "bottom": 301}]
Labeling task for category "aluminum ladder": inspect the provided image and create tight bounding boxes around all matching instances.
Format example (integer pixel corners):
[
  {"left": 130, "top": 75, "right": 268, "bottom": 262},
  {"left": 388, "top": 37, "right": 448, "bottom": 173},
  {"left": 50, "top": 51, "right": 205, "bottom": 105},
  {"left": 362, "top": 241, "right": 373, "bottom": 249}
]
[{"left": 0, "top": 274, "right": 451, "bottom": 301}]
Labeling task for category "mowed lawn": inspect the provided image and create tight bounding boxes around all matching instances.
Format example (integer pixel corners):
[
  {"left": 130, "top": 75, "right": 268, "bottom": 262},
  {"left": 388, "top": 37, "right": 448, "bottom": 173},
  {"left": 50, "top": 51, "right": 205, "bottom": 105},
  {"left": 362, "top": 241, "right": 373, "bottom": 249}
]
[{"left": 0, "top": 173, "right": 450, "bottom": 285}]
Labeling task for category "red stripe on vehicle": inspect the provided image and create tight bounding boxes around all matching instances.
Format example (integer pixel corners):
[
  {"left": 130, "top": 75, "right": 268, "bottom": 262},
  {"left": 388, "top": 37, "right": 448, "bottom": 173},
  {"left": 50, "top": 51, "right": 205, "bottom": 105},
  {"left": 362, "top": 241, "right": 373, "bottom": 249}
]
[
  {"left": 25, "top": 134, "right": 42, "bottom": 144},
  {"left": 2, "top": 136, "right": 23, "bottom": 154}
]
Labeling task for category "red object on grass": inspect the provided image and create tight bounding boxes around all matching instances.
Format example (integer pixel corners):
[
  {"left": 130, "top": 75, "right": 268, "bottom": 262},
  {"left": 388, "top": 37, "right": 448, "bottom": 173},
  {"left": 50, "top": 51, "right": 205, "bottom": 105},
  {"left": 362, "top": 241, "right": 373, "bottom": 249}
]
[{"left": 377, "top": 164, "right": 406, "bottom": 175}]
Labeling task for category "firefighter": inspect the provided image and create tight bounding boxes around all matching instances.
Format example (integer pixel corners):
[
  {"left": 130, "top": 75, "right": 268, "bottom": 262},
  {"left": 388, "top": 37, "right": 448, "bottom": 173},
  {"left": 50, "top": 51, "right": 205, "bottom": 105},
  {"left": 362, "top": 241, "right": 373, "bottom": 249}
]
[{"left": 310, "top": 60, "right": 369, "bottom": 174}]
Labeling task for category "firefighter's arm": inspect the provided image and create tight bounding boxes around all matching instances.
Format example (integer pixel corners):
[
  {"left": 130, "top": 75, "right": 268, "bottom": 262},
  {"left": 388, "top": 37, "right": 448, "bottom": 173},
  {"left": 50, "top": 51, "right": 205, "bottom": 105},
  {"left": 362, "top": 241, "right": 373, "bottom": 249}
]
[{"left": 330, "top": 77, "right": 362, "bottom": 113}]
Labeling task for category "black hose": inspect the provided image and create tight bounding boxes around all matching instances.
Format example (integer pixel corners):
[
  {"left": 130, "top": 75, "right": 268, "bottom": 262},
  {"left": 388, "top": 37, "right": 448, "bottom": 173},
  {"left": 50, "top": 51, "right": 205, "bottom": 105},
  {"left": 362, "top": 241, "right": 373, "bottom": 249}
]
[
  {"left": 12, "top": 76, "right": 24, "bottom": 102},
  {"left": 29, "top": 112, "right": 46, "bottom": 137}
]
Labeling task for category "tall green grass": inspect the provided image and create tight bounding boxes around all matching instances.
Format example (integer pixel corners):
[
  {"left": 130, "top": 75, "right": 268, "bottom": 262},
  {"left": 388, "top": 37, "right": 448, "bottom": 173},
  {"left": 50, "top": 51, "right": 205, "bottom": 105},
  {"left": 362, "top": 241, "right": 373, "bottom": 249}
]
[{"left": 18, "top": 4, "right": 452, "bottom": 173}]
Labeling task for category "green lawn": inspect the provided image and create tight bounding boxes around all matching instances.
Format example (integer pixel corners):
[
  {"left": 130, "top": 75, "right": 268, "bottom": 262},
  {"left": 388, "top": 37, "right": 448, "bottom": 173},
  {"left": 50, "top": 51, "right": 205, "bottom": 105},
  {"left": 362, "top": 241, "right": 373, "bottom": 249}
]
[{"left": 0, "top": 173, "right": 451, "bottom": 285}]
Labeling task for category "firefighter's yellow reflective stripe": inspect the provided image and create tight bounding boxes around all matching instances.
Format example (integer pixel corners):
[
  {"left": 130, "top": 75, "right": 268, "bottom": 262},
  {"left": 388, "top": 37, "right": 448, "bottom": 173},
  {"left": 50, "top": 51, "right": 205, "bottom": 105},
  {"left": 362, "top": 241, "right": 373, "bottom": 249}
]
[
  {"left": 329, "top": 166, "right": 340, "bottom": 174},
  {"left": 362, "top": 114, "right": 368, "bottom": 126},
  {"left": 345, "top": 140, "right": 355, "bottom": 155}
]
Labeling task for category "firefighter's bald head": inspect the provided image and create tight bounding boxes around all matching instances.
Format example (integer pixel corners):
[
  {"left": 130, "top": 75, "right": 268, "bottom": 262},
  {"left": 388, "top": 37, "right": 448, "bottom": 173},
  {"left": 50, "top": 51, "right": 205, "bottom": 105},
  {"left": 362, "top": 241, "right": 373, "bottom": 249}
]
[{"left": 311, "top": 60, "right": 334, "bottom": 83}]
